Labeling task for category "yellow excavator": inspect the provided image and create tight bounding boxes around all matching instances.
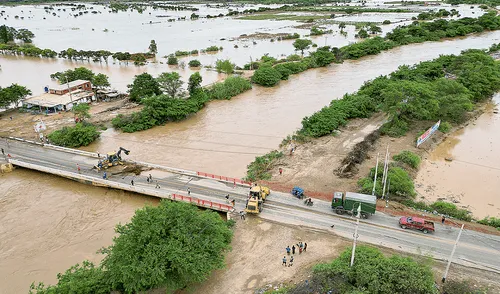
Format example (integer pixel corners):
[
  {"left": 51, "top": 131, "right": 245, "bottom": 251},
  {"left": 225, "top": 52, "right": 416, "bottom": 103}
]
[
  {"left": 245, "top": 185, "right": 271, "bottom": 214},
  {"left": 94, "top": 147, "right": 130, "bottom": 170}
]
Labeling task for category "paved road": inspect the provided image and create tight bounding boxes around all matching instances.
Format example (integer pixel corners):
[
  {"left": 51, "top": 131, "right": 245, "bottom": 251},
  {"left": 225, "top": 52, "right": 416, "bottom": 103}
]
[{"left": 2, "top": 138, "right": 500, "bottom": 274}]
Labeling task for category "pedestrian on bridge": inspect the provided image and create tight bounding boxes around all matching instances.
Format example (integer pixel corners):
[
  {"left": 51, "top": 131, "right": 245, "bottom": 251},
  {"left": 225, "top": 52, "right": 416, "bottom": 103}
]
[
  {"left": 187, "top": 187, "right": 191, "bottom": 195},
  {"left": 155, "top": 181, "right": 160, "bottom": 189},
  {"left": 77, "top": 164, "right": 81, "bottom": 173},
  {"left": 103, "top": 172, "right": 107, "bottom": 180},
  {"left": 131, "top": 179, "right": 134, "bottom": 186},
  {"left": 148, "top": 174, "right": 153, "bottom": 182},
  {"left": 239, "top": 210, "right": 246, "bottom": 220},
  {"left": 1, "top": 148, "right": 4, "bottom": 155}
]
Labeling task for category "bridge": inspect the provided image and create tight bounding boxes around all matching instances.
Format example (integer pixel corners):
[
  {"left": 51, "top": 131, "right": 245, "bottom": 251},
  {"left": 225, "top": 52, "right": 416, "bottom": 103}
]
[{"left": 1, "top": 137, "right": 500, "bottom": 274}]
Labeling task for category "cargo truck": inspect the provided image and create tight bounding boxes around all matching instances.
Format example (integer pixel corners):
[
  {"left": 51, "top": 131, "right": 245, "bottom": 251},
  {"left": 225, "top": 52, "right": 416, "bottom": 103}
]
[{"left": 331, "top": 192, "right": 377, "bottom": 219}]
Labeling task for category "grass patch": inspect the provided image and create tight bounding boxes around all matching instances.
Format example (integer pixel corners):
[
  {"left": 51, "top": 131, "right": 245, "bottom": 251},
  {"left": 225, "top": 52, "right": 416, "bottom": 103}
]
[
  {"left": 246, "top": 151, "right": 283, "bottom": 182},
  {"left": 393, "top": 150, "right": 421, "bottom": 169}
]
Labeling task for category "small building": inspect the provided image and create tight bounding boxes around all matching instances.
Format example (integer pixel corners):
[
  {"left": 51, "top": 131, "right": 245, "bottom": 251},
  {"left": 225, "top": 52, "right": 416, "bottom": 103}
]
[
  {"left": 48, "top": 80, "right": 92, "bottom": 95},
  {"left": 23, "top": 88, "right": 95, "bottom": 114}
]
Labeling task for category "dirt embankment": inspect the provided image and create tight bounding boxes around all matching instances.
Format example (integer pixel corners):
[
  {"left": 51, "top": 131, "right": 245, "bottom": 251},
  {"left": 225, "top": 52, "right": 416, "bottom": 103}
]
[{"left": 0, "top": 98, "right": 140, "bottom": 140}]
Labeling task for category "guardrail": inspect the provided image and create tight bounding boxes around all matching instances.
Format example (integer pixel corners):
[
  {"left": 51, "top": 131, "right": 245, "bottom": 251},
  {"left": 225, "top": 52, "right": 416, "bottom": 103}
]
[
  {"left": 4, "top": 136, "right": 252, "bottom": 188},
  {"left": 196, "top": 171, "right": 252, "bottom": 187},
  {"left": 8, "top": 158, "right": 232, "bottom": 213}
]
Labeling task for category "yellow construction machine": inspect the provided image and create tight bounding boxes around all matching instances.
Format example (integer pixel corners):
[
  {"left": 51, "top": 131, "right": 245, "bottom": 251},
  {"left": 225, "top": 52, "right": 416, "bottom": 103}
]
[
  {"left": 94, "top": 147, "right": 130, "bottom": 170},
  {"left": 245, "top": 185, "right": 271, "bottom": 214}
]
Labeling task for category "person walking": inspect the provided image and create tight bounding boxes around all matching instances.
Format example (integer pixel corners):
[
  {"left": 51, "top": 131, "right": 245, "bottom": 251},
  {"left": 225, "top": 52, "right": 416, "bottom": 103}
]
[
  {"left": 187, "top": 187, "right": 191, "bottom": 195},
  {"left": 231, "top": 199, "right": 236, "bottom": 207},
  {"left": 1, "top": 148, "right": 4, "bottom": 155},
  {"left": 279, "top": 167, "right": 283, "bottom": 175},
  {"left": 240, "top": 211, "right": 246, "bottom": 220},
  {"left": 292, "top": 245, "right": 296, "bottom": 255},
  {"left": 282, "top": 256, "right": 287, "bottom": 266},
  {"left": 148, "top": 174, "right": 153, "bottom": 181},
  {"left": 130, "top": 179, "right": 134, "bottom": 186},
  {"left": 77, "top": 164, "right": 81, "bottom": 173},
  {"left": 103, "top": 172, "right": 107, "bottom": 179},
  {"left": 441, "top": 216, "right": 445, "bottom": 224},
  {"left": 304, "top": 243, "right": 307, "bottom": 252},
  {"left": 289, "top": 256, "right": 294, "bottom": 267},
  {"left": 147, "top": 177, "right": 150, "bottom": 183},
  {"left": 155, "top": 182, "right": 160, "bottom": 189},
  {"left": 286, "top": 246, "right": 291, "bottom": 255}
]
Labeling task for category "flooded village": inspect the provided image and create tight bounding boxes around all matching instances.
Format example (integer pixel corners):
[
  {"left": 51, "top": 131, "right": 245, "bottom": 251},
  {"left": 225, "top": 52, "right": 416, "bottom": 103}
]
[{"left": 1, "top": 1, "right": 500, "bottom": 293}]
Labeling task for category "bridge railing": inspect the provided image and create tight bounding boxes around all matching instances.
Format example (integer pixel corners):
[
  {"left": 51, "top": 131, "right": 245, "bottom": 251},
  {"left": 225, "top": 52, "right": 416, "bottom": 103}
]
[
  {"left": 8, "top": 158, "right": 233, "bottom": 213},
  {"left": 196, "top": 171, "right": 252, "bottom": 187}
]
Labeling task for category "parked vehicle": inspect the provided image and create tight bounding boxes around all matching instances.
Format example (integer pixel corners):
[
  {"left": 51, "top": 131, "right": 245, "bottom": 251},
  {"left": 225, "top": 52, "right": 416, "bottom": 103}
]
[
  {"left": 291, "top": 186, "right": 304, "bottom": 199},
  {"left": 331, "top": 192, "right": 377, "bottom": 219},
  {"left": 399, "top": 216, "right": 435, "bottom": 234},
  {"left": 245, "top": 185, "right": 271, "bottom": 214}
]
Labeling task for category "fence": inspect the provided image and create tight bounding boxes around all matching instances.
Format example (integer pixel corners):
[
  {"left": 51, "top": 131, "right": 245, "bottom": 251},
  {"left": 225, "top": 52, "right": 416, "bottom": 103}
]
[
  {"left": 196, "top": 171, "right": 252, "bottom": 187},
  {"left": 172, "top": 194, "right": 233, "bottom": 211}
]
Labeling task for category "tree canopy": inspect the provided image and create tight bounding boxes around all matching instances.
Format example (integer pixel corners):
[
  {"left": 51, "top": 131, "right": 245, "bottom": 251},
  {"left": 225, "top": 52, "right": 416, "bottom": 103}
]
[
  {"left": 92, "top": 73, "right": 110, "bottom": 90},
  {"left": 127, "top": 73, "right": 162, "bottom": 102},
  {"left": 0, "top": 84, "right": 32, "bottom": 108},
  {"left": 72, "top": 103, "right": 91, "bottom": 122},
  {"left": 47, "top": 123, "right": 100, "bottom": 148},
  {"left": 149, "top": 39, "right": 157, "bottom": 55},
  {"left": 293, "top": 38, "right": 313, "bottom": 55},
  {"left": 188, "top": 72, "right": 203, "bottom": 95},
  {"left": 157, "top": 72, "right": 184, "bottom": 98},
  {"left": 30, "top": 201, "right": 233, "bottom": 293}
]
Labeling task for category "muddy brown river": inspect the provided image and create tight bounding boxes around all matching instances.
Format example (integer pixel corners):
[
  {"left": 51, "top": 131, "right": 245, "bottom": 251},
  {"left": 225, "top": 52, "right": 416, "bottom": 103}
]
[{"left": 1, "top": 21, "right": 500, "bottom": 294}]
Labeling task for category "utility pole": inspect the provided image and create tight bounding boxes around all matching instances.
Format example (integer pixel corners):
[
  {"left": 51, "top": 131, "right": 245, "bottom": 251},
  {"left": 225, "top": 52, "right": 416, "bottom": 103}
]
[
  {"left": 65, "top": 76, "right": 73, "bottom": 103},
  {"left": 371, "top": 153, "right": 379, "bottom": 196},
  {"left": 249, "top": 56, "right": 253, "bottom": 70},
  {"left": 442, "top": 224, "right": 465, "bottom": 283},
  {"left": 381, "top": 145, "right": 389, "bottom": 199},
  {"left": 385, "top": 178, "right": 390, "bottom": 208},
  {"left": 350, "top": 204, "right": 361, "bottom": 267}
]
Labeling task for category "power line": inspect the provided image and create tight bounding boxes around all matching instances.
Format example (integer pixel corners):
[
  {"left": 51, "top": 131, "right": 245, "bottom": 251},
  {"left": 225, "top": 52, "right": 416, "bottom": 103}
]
[
  {"left": 96, "top": 135, "right": 270, "bottom": 155},
  {"left": 452, "top": 159, "right": 500, "bottom": 172},
  {"left": 99, "top": 134, "right": 275, "bottom": 150},
  {"left": 205, "top": 130, "right": 284, "bottom": 138}
]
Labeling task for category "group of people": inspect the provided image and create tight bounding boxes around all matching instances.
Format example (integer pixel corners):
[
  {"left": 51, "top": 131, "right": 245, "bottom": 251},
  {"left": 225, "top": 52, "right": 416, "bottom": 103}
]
[{"left": 283, "top": 242, "right": 308, "bottom": 267}]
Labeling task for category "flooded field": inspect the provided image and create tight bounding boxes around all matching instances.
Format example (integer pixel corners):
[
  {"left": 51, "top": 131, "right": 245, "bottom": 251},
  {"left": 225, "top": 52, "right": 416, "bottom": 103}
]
[
  {"left": 416, "top": 94, "right": 500, "bottom": 219},
  {"left": 1, "top": 2, "right": 500, "bottom": 292}
]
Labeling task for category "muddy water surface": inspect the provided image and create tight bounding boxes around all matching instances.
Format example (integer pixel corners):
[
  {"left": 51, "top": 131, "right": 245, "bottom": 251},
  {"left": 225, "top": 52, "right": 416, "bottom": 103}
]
[
  {"left": 2, "top": 31, "right": 500, "bottom": 293},
  {"left": 416, "top": 94, "right": 500, "bottom": 219}
]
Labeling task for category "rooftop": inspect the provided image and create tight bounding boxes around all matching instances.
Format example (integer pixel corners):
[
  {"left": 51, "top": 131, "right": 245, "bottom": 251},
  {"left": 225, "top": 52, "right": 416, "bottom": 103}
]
[
  {"left": 50, "top": 79, "right": 91, "bottom": 91},
  {"left": 23, "top": 90, "right": 93, "bottom": 108}
]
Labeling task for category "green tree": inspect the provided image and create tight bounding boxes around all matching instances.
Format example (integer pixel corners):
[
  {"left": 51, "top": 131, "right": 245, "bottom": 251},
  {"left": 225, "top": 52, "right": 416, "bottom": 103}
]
[
  {"left": 251, "top": 67, "right": 282, "bottom": 87},
  {"left": 157, "top": 72, "right": 184, "bottom": 98},
  {"left": 72, "top": 103, "right": 91, "bottom": 122},
  {"left": 1, "top": 83, "right": 32, "bottom": 108},
  {"left": 15, "top": 28, "right": 35, "bottom": 43},
  {"left": 311, "top": 246, "right": 437, "bottom": 294},
  {"left": 167, "top": 54, "right": 178, "bottom": 65},
  {"left": 293, "top": 38, "right": 313, "bottom": 55},
  {"left": 100, "top": 200, "right": 233, "bottom": 292},
  {"left": 356, "top": 28, "right": 369, "bottom": 38},
  {"left": 188, "top": 59, "right": 201, "bottom": 67},
  {"left": 92, "top": 73, "right": 110, "bottom": 90},
  {"left": 188, "top": 72, "right": 203, "bottom": 95},
  {"left": 47, "top": 123, "right": 100, "bottom": 148},
  {"left": 127, "top": 73, "right": 162, "bottom": 102},
  {"left": 148, "top": 40, "right": 157, "bottom": 55},
  {"left": 0, "top": 25, "right": 15, "bottom": 43},
  {"left": 51, "top": 67, "right": 95, "bottom": 83},
  {"left": 339, "top": 22, "right": 347, "bottom": 30},
  {"left": 215, "top": 59, "right": 235, "bottom": 74}
]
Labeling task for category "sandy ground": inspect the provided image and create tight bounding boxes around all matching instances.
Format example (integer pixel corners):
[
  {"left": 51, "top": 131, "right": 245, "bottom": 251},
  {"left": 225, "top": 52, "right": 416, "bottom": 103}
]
[
  {"left": 0, "top": 98, "right": 141, "bottom": 140},
  {"left": 191, "top": 217, "right": 500, "bottom": 294}
]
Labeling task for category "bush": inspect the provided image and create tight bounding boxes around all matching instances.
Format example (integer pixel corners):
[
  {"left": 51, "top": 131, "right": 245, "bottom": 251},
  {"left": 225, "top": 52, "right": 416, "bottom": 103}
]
[
  {"left": 477, "top": 216, "right": 500, "bottom": 229},
  {"left": 206, "top": 76, "right": 252, "bottom": 100},
  {"left": 205, "top": 45, "right": 220, "bottom": 52},
  {"left": 430, "top": 201, "right": 472, "bottom": 221},
  {"left": 287, "top": 54, "right": 302, "bottom": 61},
  {"left": 401, "top": 199, "right": 432, "bottom": 211},
  {"left": 167, "top": 54, "right": 178, "bottom": 65},
  {"left": 393, "top": 150, "right": 421, "bottom": 169},
  {"left": 47, "top": 123, "right": 100, "bottom": 148},
  {"left": 188, "top": 59, "right": 201, "bottom": 67},
  {"left": 174, "top": 50, "right": 189, "bottom": 56},
  {"left": 383, "top": 20, "right": 391, "bottom": 24},
  {"left": 251, "top": 67, "right": 282, "bottom": 87},
  {"left": 273, "top": 64, "right": 293, "bottom": 80},
  {"left": 309, "top": 246, "right": 437, "bottom": 294},
  {"left": 246, "top": 151, "right": 283, "bottom": 181},
  {"left": 438, "top": 121, "right": 452, "bottom": 133},
  {"left": 441, "top": 279, "right": 485, "bottom": 294},
  {"left": 380, "top": 117, "right": 409, "bottom": 137},
  {"left": 358, "top": 165, "right": 415, "bottom": 199},
  {"left": 215, "top": 59, "right": 235, "bottom": 74}
]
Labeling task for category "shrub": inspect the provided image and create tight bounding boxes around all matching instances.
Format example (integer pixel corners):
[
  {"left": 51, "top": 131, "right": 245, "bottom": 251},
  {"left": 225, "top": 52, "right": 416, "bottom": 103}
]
[
  {"left": 167, "top": 54, "right": 178, "bottom": 65},
  {"left": 438, "top": 121, "right": 452, "bottom": 133},
  {"left": 383, "top": 20, "right": 391, "bottom": 24},
  {"left": 206, "top": 76, "right": 252, "bottom": 100},
  {"left": 401, "top": 199, "right": 432, "bottom": 211},
  {"left": 380, "top": 117, "right": 409, "bottom": 137},
  {"left": 205, "top": 45, "right": 220, "bottom": 52},
  {"left": 215, "top": 59, "right": 235, "bottom": 74},
  {"left": 287, "top": 54, "right": 302, "bottom": 61},
  {"left": 430, "top": 201, "right": 472, "bottom": 221},
  {"left": 358, "top": 165, "right": 415, "bottom": 199},
  {"left": 190, "top": 49, "right": 199, "bottom": 55},
  {"left": 477, "top": 217, "right": 500, "bottom": 228},
  {"left": 441, "top": 279, "right": 485, "bottom": 294},
  {"left": 251, "top": 67, "right": 282, "bottom": 87},
  {"left": 273, "top": 64, "right": 293, "bottom": 80},
  {"left": 393, "top": 150, "right": 421, "bottom": 169},
  {"left": 47, "top": 123, "right": 100, "bottom": 147},
  {"left": 174, "top": 50, "right": 189, "bottom": 57},
  {"left": 188, "top": 59, "right": 201, "bottom": 67},
  {"left": 246, "top": 150, "right": 283, "bottom": 181}
]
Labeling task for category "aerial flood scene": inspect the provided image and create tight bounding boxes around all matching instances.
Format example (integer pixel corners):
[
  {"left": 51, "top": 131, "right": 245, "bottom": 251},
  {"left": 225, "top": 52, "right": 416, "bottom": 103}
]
[{"left": 1, "top": 0, "right": 500, "bottom": 293}]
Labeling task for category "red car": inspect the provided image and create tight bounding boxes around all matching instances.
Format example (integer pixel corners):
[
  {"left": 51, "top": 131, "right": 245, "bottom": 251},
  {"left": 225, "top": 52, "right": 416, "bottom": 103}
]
[{"left": 399, "top": 216, "right": 435, "bottom": 234}]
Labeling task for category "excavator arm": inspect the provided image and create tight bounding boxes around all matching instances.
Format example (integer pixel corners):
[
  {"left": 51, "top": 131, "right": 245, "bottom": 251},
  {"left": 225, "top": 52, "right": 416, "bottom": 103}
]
[{"left": 116, "top": 147, "right": 130, "bottom": 159}]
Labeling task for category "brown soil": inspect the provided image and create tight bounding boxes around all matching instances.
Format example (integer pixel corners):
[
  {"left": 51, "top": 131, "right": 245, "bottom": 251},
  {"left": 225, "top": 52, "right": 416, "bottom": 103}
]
[
  {"left": 191, "top": 218, "right": 499, "bottom": 294},
  {"left": 0, "top": 98, "right": 141, "bottom": 140}
]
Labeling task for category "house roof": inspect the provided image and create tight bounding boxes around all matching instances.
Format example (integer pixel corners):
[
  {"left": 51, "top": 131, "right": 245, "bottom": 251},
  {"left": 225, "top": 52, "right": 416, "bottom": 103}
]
[
  {"left": 50, "top": 79, "right": 91, "bottom": 91},
  {"left": 23, "top": 90, "right": 93, "bottom": 108}
]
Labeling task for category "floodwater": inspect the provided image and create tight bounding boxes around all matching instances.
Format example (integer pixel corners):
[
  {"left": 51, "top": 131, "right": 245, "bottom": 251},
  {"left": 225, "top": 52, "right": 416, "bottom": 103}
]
[
  {"left": 416, "top": 94, "right": 500, "bottom": 219},
  {"left": 2, "top": 11, "right": 500, "bottom": 294}
]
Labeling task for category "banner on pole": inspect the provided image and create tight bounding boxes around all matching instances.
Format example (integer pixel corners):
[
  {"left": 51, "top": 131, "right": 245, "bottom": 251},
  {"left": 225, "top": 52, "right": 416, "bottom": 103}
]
[{"left": 416, "top": 120, "right": 440, "bottom": 147}]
